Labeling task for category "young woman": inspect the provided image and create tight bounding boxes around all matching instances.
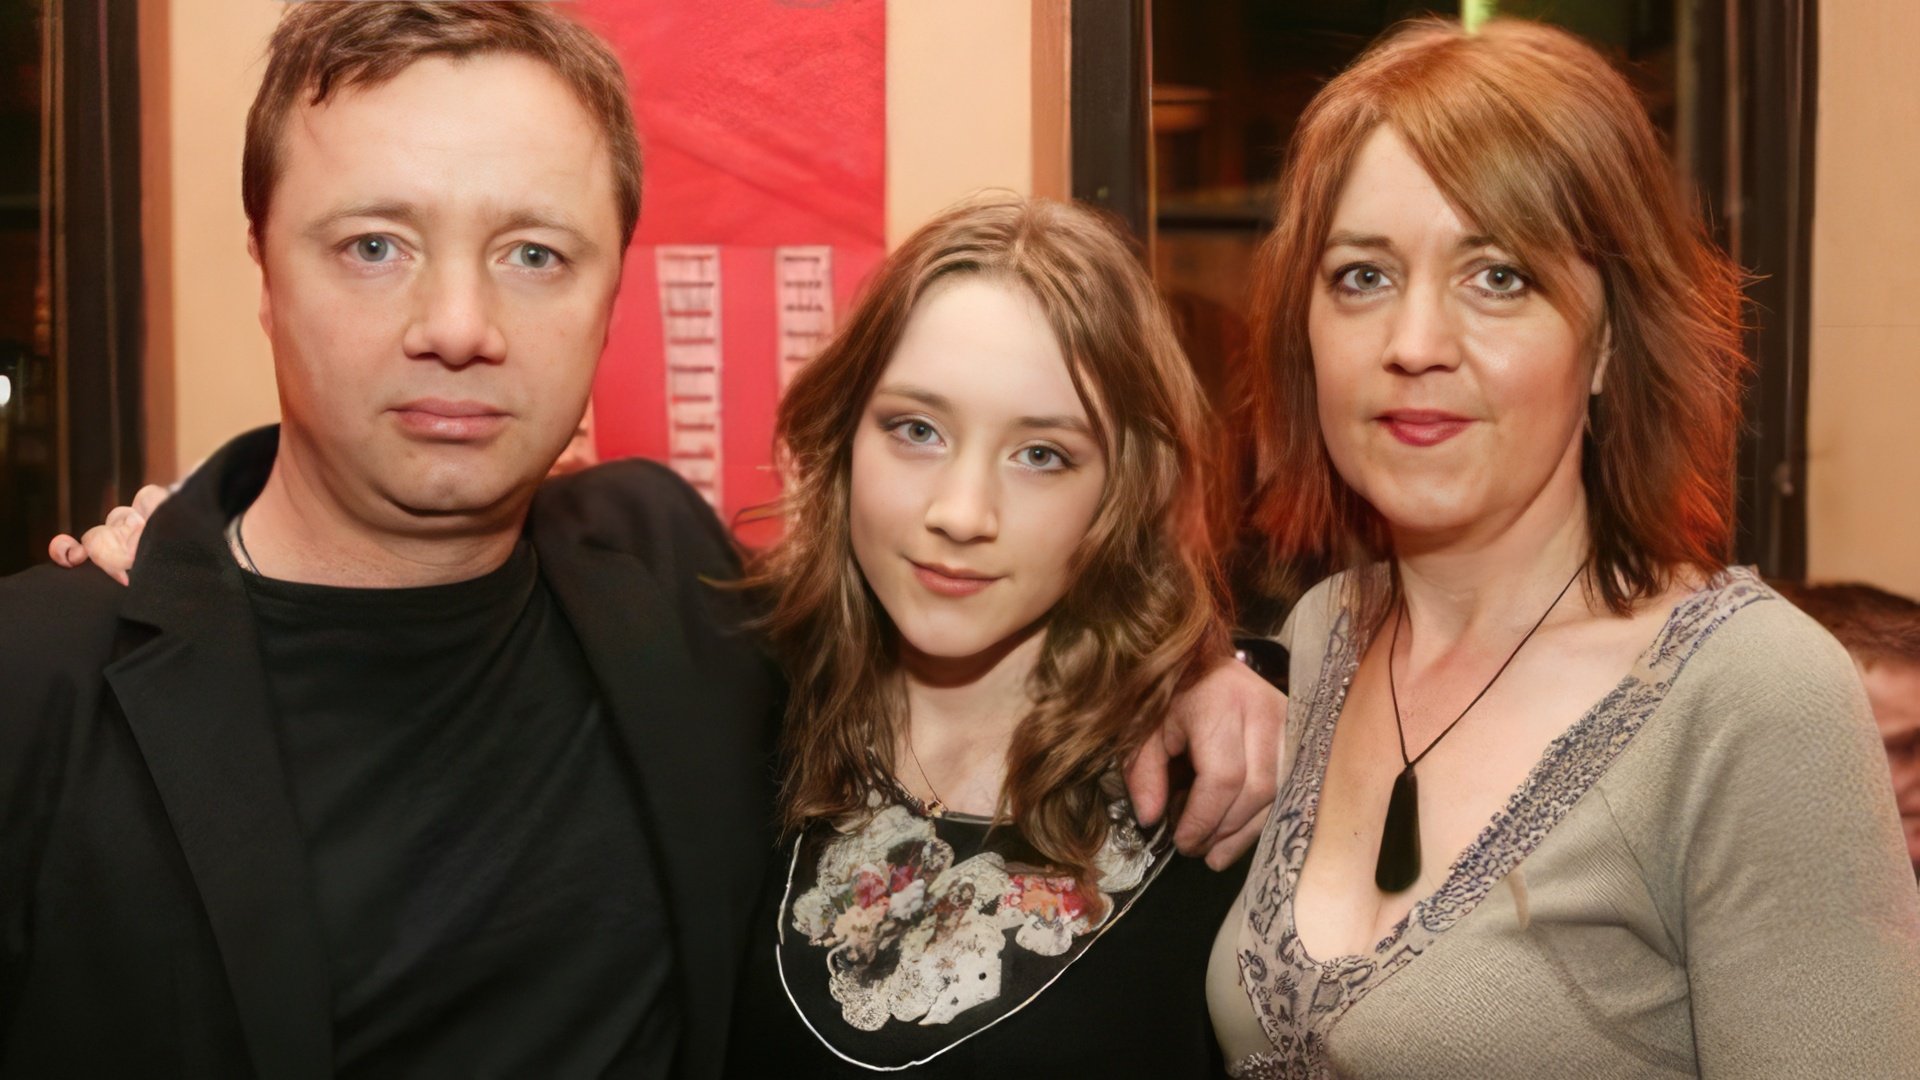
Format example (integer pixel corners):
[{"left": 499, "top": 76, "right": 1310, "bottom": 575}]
[
  {"left": 1210, "top": 17, "right": 1920, "bottom": 1077},
  {"left": 722, "top": 195, "right": 1248, "bottom": 1075}
]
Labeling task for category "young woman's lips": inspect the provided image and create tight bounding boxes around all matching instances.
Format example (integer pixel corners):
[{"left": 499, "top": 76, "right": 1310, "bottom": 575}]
[
  {"left": 910, "top": 561, "right": 998, "bottom": 598},
  {"left": 390, "top": 399, "right": 511, "bottom": 441},
  {"left": 1379, "top": 410, "right": 1472, "bottom": 447}
]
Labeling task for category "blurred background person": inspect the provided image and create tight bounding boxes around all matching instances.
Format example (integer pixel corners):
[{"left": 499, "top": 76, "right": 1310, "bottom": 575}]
[{"left": 1773, "top": 581, "right": 1920, "bottom": 876}]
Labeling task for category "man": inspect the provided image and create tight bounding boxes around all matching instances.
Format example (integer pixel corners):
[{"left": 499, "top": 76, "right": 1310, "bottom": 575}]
[
  {"left": 1772, "top": 581, "right": 1920, "bottom": 876},
  {"left": 4, "top": 5, "right": 1278, "bottom": 1076}
]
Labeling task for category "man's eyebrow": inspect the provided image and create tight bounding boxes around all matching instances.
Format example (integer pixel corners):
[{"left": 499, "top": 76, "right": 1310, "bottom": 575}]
[
  {"left": 497, "top": 210, "right": 601, "bottom": 257},
  {"left": 304, "top": 201, "right": 423, "bottom": 240}
]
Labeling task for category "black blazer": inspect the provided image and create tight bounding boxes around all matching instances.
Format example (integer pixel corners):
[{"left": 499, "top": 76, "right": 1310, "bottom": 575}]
[{"left": 0, "top": 427, "right": 782, "bottom": 1079}]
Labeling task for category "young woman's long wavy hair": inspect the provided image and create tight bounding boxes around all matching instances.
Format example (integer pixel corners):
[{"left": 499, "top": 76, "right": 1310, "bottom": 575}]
[
  {"left": 1245, "top": 17, "right": 1749, "bottom": 624},
  {"left": 748, "top": 195, "right": 1226, "bottom": 887}
]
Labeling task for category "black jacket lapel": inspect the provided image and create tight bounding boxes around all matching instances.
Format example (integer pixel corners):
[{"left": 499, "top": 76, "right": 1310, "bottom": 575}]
[{"left": 105, "top": 427, "right": 333, "bottom": 1080}]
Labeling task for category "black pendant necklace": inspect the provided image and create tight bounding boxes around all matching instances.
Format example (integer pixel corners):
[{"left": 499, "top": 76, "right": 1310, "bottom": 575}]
[{"left": 1374, "top": 565, "right": 1585, "bottom": 893}]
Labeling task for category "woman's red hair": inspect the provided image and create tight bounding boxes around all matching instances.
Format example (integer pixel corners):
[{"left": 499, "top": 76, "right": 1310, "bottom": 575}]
[{"left": 1247, "top": 17, "right": 1749, "bottom": 617}]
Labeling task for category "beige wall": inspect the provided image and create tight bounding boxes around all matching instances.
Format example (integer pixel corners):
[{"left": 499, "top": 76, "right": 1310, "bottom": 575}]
[
  {"left": 142, "top": 0, "right": 282, "bottom": 480},
  {"left": 884, "top": 0, "right": 1068, "bottom": 247},
  {"left": 1808, "top": 0, "right": 1920, "bottom": 599}
]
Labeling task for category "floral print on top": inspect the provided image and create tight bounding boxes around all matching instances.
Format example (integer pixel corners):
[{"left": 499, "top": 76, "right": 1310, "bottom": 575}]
[{"left": 777, "top": 787, "right": 1172, "bottom": 1068}]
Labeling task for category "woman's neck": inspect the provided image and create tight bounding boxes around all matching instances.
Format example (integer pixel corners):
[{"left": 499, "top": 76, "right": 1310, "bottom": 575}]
[
  {"left": 895, "top": 627, "right": 1045, "bottom": 817},
  {"left": 1392, "top": 469, "right": 1594, "bottom": 655}
]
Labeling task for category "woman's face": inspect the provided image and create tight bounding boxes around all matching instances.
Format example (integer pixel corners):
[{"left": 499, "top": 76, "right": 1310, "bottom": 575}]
[
  {"left": 1309, "top": 126, "right": 1605, "bottom": 545},
  {"left": 849, "top": 275, "right": 1108, "bottom": 669}
]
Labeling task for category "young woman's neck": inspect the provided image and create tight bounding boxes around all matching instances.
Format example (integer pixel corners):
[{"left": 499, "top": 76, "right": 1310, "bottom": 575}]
[
  {"left": 895, "top": 625, "right": 1046, "bottom": 816},
  {"left": 241, "top": 433, "right": 528, "bottom": 588},
  {"left": 1391, "top": 452, "right": 1594, "bottom": 651}
]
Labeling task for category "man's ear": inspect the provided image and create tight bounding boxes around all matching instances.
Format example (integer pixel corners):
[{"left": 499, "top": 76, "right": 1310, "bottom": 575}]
[{"left": 249, "top": 228, "right": 273, "bottom": 339}]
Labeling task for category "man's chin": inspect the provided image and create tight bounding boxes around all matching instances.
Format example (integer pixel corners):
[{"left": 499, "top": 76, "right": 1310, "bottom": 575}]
[{"left": 376, "top": 472, "right": 538, "bottom": 524}]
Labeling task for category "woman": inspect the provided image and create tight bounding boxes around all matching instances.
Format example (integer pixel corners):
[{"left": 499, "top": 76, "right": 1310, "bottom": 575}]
[
  {"left": 1208, "top": 17, "right": 1920, "bottom": 1077},
  {"left": 723, "top": 196, "right": 1246, "bottom": 1075}
]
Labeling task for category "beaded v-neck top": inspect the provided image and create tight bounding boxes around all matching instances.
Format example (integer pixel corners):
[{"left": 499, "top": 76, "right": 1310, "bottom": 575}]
[{"left": 1216, "top": 567, "right": 1781, "bottom": 1077}]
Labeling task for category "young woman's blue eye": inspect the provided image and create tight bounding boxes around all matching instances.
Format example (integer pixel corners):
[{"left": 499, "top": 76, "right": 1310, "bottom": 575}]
[
  {"left": 1019, "top": 445, "right": 1068, "bottom": 471},
  {"left": 885, "top": 418, "right": 941, "bottom": 448},
  {"left": 508, "top": 242, "right": 561, "bottom": 270}
]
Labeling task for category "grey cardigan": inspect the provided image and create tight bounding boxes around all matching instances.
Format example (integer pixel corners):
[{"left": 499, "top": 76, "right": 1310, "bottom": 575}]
[{"left": 1208, "top": 568, "right": 1920, "bottom": 1078}]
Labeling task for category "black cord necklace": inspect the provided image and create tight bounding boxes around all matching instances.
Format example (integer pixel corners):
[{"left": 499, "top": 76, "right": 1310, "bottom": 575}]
[{"left": 1375, "top": 564, "right": 1584, "bottom": 893}]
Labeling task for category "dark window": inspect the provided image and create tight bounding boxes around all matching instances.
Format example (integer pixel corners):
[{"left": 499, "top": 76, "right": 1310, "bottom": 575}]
[{"left": 0, "top": 0, "right": 144, "bottom": 575}]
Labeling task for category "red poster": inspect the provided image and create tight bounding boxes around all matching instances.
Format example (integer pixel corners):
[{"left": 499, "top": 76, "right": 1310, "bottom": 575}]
[{"left": 574, "top": 0, "right": 887, "bottom": 526}]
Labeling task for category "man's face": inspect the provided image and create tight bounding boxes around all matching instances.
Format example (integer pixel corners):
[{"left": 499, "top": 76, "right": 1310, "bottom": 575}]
[{"left": 256, "top": 53, "right": 623, "bottom": 529}]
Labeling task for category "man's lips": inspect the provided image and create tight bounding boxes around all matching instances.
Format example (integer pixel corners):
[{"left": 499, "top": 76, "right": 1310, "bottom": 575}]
[
  {"left": 909, "top": 560, "right": 1000, "bottom": 598},
  {"left": 1378, "top": 409, "right": 1472, "bottom": 447},
  {"left": 390, "top": 399, "right": 511, "bottom": 440}
]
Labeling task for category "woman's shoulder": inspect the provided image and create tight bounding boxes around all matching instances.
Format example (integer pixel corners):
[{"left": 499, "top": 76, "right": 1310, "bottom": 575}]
[
  {"left": 1276, "top": 569, "right": 1359, "bottom": 649},
  {"left": 1667, "top": 567, "right": 1860, "bottom": 702},
  {"left": 1626, "top": 567, "right": 1876, "bottom": 790}
]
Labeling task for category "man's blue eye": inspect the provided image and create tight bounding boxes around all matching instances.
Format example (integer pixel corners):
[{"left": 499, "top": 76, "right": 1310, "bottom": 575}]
[
  {"left": 513, "top": 243, "right": 557, "bottom": 269},
  {"left": 353, "top": 236, "right": 392, "bottom": 262}
]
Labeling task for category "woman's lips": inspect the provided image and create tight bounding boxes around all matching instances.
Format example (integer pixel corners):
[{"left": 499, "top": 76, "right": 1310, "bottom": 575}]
[
  {"left": 910, "top": 561, "right": 998, "bottom": 598},
  {"left": 1379, "top": 410, "right": 1472, "bottom": 447}
]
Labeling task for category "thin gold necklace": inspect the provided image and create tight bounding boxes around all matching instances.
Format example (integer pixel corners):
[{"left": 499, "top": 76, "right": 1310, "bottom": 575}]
[{"left": 903, "top": 735, "right": 947, "bottom": 818}]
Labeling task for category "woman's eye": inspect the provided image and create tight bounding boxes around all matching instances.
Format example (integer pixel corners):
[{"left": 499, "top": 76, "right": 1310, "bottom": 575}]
[
  {"left": 1334, "top": 265, "right": 1389, "bottom": 294},
  {"left": 896, "top": 420, "right": 938, "bottom": 445},
  {"left": 1018, "top": 446, "right": 1067, "bottom": 471},
  {"left": 1474, "top": 264, "right": 1530, "bottom": 296},
  {"left": 507, "top": 242, "right": 561, "bottom": 270},
  {"left": 350, "top": 235, "right": 399, "bottom": 263}
]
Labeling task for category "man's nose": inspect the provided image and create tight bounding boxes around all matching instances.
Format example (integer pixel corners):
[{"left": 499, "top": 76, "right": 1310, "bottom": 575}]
[{"left": 403, "top": 260, "right": 507, "bottom": 367}]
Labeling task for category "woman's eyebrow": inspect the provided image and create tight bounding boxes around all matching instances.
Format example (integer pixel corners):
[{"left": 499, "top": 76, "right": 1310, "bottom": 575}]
[
  {"left": 1014, "top": 414, "right": 1095, "bottom": 438},
  {"left": 1324, "top": 230, "right": 1394, "bottom": 253},
  {"left": 1323, "top": 230, "right": 1502, "bottom": 253}
]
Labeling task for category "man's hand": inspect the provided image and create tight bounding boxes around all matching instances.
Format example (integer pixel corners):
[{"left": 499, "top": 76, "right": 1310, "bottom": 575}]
[
  {"left": 1128, "top": 657, "right": 1286, "bottom": 870},
  {"left": 47, "top": 484, "right": 170, "bottom": 585}
]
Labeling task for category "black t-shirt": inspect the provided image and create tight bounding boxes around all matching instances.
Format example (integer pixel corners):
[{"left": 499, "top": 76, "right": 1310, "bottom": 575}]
[
  {"left": 725, "top": 796, "right": 1243, "bottom": 1078},
  {"left": 243, "top": 542, "right": 677, "bottom": 1078}
]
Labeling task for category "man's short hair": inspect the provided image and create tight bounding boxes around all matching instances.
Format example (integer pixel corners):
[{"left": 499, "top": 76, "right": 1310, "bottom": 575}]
[
  {"left": 1773, "top": 581, "right": 1920, "bottom": 668},
  {"left": 243, "top": 1, "right": 643, "bottom": 248}
]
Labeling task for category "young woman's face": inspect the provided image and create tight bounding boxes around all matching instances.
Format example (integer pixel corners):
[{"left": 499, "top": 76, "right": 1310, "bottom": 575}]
[
  {"left": 849, "top": 276, "right": 1108, "bottom": 668},
  {"left": 1308, "top": 126, "right": 1606, "bottom": 544}
]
